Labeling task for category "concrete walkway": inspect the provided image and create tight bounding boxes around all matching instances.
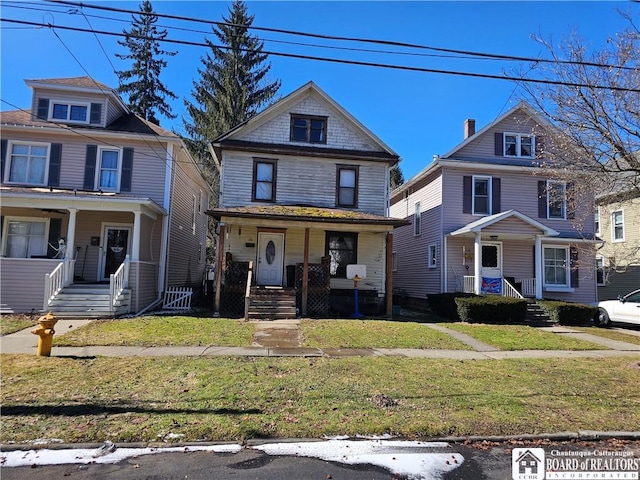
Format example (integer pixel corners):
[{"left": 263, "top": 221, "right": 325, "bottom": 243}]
[{"left": 2, "top": 319, "right": 640, "bottom": 360}]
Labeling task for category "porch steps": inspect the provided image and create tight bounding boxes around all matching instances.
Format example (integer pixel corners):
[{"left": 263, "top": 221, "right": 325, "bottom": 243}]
[
  {"left": 47, "top": 284, "right": 131, "bottom": 319},
  {"left": 247, "top": 287, "right": 297, "bottom": 320},
  {"left": 525, "top": 301, "right": 552, "bottom": 324}
]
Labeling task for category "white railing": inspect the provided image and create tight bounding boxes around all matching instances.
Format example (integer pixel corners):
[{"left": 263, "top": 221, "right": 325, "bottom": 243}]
[
  {"left": 518, "top": 278, "right": 536, "bottom": 297},
  {"left": 109, "top": 255, "right": 130, "bottom": 313},
  {"left": 459, "top": 276, "right": 535, "bottom": 298},
  {"left": 463, "top": 276, "right": 475, "bottom": 293},
  {"left": 244, "top": 261, "right": 254, "bottom": 320},
  {"left": 502, "top": 279, "right": 524, "bottom": 299},
  {"left": 44, "top": 261, "right": 65, "bottom": 309}
]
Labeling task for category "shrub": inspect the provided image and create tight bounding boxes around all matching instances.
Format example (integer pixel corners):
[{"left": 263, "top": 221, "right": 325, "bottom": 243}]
[
  {"left": 427, "top": 293, "right": 477, "bottom": 320},
  {"left": 454, "top": 296, "right": 527, "bottom": 324},
  {"left": 538, "top": 300, "right": 597, "bottom": 326}
]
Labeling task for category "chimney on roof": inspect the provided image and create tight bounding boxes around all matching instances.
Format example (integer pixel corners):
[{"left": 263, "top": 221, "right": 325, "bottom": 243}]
[{"left": 464, "top": 119, "right": 476, "bottom": 139}]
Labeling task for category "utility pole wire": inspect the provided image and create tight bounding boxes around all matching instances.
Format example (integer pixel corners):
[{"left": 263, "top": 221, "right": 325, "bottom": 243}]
[{"left": 3, "top": 17, "right": 639, "bottom": 93}]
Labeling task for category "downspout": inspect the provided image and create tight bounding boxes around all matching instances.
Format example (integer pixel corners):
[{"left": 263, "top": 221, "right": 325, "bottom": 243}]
[
  {"left": 158, "top": 142, "right": 174, "bottom": 300},
  {"left": 443, "top": 234, "right": 448, "bottom": 293}
]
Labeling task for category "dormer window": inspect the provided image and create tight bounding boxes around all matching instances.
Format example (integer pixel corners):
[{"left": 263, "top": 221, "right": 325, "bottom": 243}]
[
  {"left": 51, "top": 101, "right": 90, "bottom": 123},
  {"left": 290, "top": 114, "right": 327, "bottom": 144}
]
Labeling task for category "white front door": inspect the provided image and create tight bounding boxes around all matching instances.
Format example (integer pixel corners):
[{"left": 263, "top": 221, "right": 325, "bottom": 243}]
[
  {"left": 100, "top": 226, "right": 132, "bottom": 281},
  {"left": 256, "top": 232, "right": 284, "bottom": 286},
  {"left": 481, "top": 242, "right": 502, "bottom": 294}
]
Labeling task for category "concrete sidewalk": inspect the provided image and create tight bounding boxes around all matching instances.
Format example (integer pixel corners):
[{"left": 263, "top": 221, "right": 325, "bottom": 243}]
[{"left": 2, "top": 318, "right": 640, "bottom": 360}]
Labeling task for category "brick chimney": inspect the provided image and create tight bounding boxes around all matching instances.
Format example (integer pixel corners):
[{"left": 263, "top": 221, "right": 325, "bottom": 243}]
[{"left": 464, "top": 119, "right": 476, "bottom": 139}]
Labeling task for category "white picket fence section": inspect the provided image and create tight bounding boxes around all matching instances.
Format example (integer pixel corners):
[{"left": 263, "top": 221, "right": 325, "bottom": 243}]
[{"left": 163, "top": 286, "right": 193, "bottom": 310}]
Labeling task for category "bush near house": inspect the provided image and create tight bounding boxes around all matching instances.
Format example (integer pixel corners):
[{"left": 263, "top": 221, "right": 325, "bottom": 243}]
[
  {"left": 427, "top": 293, "right": 477, "bottom": 320},
  {"left": 455, "top": 296, "right": 528, "bottom": 324},
  {"left": 538, "top": 300, "right": 597, "bottom": 326}
]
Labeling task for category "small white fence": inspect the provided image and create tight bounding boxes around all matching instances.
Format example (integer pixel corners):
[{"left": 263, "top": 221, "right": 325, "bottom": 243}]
[{"left": 163, "top": 286, "right": 193, "bottom": 310}]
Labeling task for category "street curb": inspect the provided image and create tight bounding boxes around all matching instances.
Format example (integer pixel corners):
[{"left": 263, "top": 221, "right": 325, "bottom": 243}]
[{"left": 2, "top": 432, "right": 639, "bottom": 452}]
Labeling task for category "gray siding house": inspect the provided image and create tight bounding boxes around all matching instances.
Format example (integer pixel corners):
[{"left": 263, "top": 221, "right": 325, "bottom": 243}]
[
  {"left": 0, "top": 77, "right": 211, "bottom": 316},
  {"left": 390, "top": 102, "right": 598, "bottom": 308}
]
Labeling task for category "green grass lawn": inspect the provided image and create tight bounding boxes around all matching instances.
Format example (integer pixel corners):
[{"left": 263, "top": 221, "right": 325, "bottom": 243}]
[
  {"left": 301, "top": 320, "right": 471, "bottom": 349},
  {"left": 441, "top": 323, "right": 608, "bottom": 350},
  {"left": 1, "top": 355, "right": 638, "bottom": 443},
  {"left": 0, "top": 316, "right": 37, "bottom": 336},
  {"left": 572, "top": 326, "right": 640, "bottom": 346}
]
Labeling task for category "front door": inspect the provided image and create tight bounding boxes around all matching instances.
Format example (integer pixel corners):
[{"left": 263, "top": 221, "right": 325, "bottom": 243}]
[
  {"left": 101, "top": 226, "right": 131, "bottom": 281},
  {"left": 481, "top": 242, "right": 502, "bottom": 294},
  {"left": 256, "top": 232, "right": 284, "bottom": 286}
]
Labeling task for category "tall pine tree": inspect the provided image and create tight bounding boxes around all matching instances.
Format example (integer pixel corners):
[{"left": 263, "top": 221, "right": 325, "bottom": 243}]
[
  {"left": 183, "top": 0, "right": 280, "bottom": 173},
  {"left": 116, "top": 0, "right": 177, "bottom": 125}
]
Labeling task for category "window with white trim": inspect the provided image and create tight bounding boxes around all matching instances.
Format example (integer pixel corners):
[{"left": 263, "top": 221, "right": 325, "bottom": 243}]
[
  {"left": 473, "top": 175, "right": 491, "bottom": 215},
  {"left": 428, "top": 244, "right": 437, "bottom": 268},
  {"left": 3, "top": 218, "right": 48, "bottom": 258},
  {"left": 594, "top": 209, "right": 600, "bottom": 235},
  {"left": 595, "top": 256, "right": 605, "bottom": 286},
  {"left": 543, "top": 246, "right": 569, "bottom": 287},
  {"left": 612, "top": 210, "right": 624, "bottom": 242},
  {"left": 414, "top": 202, "right": 421, "bottom": 236},
  {"left": 192, "top": 195, "right": 197, "bottom": 235},
  {"left": 97, "top": 147, "right": 121, "bottom": 191},
  {"left": 504, "top": 133, "right": 535, "bottom": 158},
  {"left": 547, "top": 181, "right": 566, "bottom": 219},
  {"left": 392, "top": 251, "right": 398, "bottom": 272},
  {"left": 6, "top": 142, "right": 49, "bottom": 185},
  {"left": 50, "top": 101, "right": 89, "bottom": 124}
]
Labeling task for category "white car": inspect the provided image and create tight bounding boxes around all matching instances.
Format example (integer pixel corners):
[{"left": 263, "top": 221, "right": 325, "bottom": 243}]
[{"left": 595, "top": 289, "right": 640, "bottom": 327}]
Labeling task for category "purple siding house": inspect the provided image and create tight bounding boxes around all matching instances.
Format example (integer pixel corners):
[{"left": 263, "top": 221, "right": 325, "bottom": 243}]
[{"left": 390, "top": 102, "right": 598, "bottom": 309}]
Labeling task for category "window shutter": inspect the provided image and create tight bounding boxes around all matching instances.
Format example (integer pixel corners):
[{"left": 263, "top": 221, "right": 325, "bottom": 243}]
[
  {"left": 492, "top": 177, "right": 501, "bottom": 214},
  {"left": 494, "top": 132, "right": 504, "bottom": 156},
  {"left": 47, "top": 218, "right": 62, "bottom": 258},
  {"left": 48, "top": 143, "right": 62, "bottom": 187},
  {"left": 570, "top": 246, "right": 579, "bottom": 287},
  {"left": 120, "top": 147, "right": 134, "bottom": 192},
  {"left": 0, "top": 139, "right": 7, "bottom": 183},
  {"left": 90, "top": 103, "right": 102, "bottom": 124},
  {"left": 566, "top": 182, "right": 575, "bottom": 219},
  {"left": 535, "top": 135, "right": 545, "bottom": 158},
  {"left": 463, "top": 176, "right": 472, "bottom": 214},
  {"left": 83, "top": 145, "right": 97, "bottom": 190},
  {"left": 538, "top": 181, "right": 547, "bottom": 218},
  {"left": 37, "top": 98, "right": 49, "bottom": 120}
]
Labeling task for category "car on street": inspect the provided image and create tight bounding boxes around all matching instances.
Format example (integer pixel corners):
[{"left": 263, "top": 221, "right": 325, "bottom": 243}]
[{"left": 594, "top": 289, "right": 640, "bottom": 327}]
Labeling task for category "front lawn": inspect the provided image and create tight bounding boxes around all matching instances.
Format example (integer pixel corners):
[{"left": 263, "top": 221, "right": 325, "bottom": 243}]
[
  {"left": 0, "top": 316, "right": 37, "bottom": 336},
  {"left": 442, "top": 323, "right": 608, "bottom": 351}
]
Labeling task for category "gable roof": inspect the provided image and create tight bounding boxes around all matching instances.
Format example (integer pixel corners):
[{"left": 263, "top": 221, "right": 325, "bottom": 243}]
[
  {"left": 214, "top": 81, "right": 399, "bottom": 161},
  {"left": 449, "top": 209, "right": 559, "bottom": 237}
]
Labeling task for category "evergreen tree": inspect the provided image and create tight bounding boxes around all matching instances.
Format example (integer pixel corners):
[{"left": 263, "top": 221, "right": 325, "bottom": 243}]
[
  {"left": 183, "top": 0, "right": 281, "bottom": 169},
  {"left": 390, "top": 165, "right": 404, "bottom": 190},
  {"left": 116, "top": 0, "right": 177, "bottom": 125}
]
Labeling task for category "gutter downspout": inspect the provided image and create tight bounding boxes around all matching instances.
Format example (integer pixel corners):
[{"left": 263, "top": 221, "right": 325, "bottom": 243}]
[
  {"left": 158, "top": 142, "right": 174, "bottom": 303},
  {"left": 443, "top": 234, "right": 448, "bottom": 293}
]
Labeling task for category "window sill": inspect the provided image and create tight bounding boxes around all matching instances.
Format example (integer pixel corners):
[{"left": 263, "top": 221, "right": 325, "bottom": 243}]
[{"left": 544, "top": 286, "right": 575, "bottom": 293}]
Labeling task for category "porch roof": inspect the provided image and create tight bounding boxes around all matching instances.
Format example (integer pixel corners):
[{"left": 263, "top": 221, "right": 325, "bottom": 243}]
[
  {"left": 207, "top": 205, "right": 409, "bottom": 227},
  {"left": 449, "top": 209, "right": 559, "bottom": 237}
]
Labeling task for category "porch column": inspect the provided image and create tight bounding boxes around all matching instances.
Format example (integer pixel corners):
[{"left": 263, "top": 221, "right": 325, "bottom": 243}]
[
  {"left": 65, "top": 208, "right": 77, "bottom": 257},
  {"left": 302, "top": 227, "right": 309, "bottom": 317},
  {"left": 385, "top": 231, "right": 393, "bottom": 318},
  {"left": 131, "top": 211, "right": 142, "bottom": 262},
  {"left": 474, "top": 232, "right": 482, "bottom": 295},
  {"left": 535, "top": 235, "right": 543, "bottom": 299},
  {"left": 214, "top": 223, "right": 225, "bottom": 315}
]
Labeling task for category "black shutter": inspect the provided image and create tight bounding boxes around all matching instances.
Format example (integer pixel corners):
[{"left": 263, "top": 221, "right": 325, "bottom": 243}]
[
  {"left": 0, "top": 139, "right": 7, "bottom": 183},
  {"left": 494, "top": 132, "right": 504, "bottom": 156},
  {"left": 37, "top": 98, "right": 49, "bottom": 120},
  {"left": 538, "top": 181, "right": 547, "bottom": 218},
  {"left": 570, "top": 247, "right": 579, "bottom": 288},
  {"left": 90, "top": 103, "right": 102, "bottom": 124},
  {"left": 83, "top": 145, "right": 97, "bottom": 190},
  {"left": 47, "top": 218, "right": 62, "bottom": 258},
  {"left": 463, "top": 176, "right": 472, "bottom": 214},
  {"left": 492, "top": 177, "right": 501, "bottom": 214},
  {"left": 120, "top": 147, "right": 134, "bottom": 192},
  {"left": 566, "top": 182, "right": 575, "bottom": 220},
  {"left": 535, "top": 135, "right": 545, "bottom": 159},
  {"left": 48, "top": 143, "right": 62, "bottom": 187}
]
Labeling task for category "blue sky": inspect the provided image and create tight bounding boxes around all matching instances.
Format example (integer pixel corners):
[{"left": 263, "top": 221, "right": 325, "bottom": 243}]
[{"left": 1, "top": 1, "right": 636, "bottom": 180}]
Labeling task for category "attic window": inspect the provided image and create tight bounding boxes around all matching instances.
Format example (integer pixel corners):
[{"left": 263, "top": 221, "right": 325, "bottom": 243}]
[
  {"left": 51, "top": 101, "right": 89, "bottom": 123},
  {"left": 290, "top": 114, "right": 327, "bottom": 144},
  {"left": 504, "top": 133, "right": 534, "bottom": 158}
]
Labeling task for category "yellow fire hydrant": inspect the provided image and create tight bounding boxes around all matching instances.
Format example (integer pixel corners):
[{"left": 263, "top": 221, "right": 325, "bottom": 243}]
[{"left": 31, "top": 312, "right": 58, "bottom": 356}]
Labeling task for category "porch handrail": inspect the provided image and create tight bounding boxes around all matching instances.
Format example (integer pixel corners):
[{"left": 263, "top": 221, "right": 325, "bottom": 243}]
[
  {"left": 518, "top": 278, "right": 536, "bottom": 297},
  {"left": 43, "top": 261, "right": 65, "bottom": 309},
  {"left": 462, "top": 275, "right": 475, "bottom": 294},
  {"left": 109, "top": 255, "right": 130, "bottom": 314},
  {"left": 502, "top": 279, "right": 524, "bottom": 299},
  {"left": 244, "top": 261, "right": 254, "bottom": 320}
]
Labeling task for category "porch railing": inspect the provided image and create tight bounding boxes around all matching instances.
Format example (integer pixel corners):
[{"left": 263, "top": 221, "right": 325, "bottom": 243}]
[
  {"left": 462, "top": 276, "right": 475, "bottom": 294},
  {"left": 109, "top": 255, "right": 130, "bottom": 313},
  {"left": 43, "top": 259, "right": 76, "bottom": 310},
  {"left": 459, "top": 276, "right": 535, "bottom": 298},
  {"left": 518, "top": 278, "right": 536, "bottom": 297},
  {"left": 244, "top": 261, "right": 254, "bottom": 320},
  {"left": 502, "top": 279, "right": 523, "bottom": 299}
]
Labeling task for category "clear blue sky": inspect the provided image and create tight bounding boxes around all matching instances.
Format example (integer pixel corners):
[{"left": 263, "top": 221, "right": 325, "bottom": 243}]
[{"left": 1, "top": 1, "right": 636, "bottom": 180}]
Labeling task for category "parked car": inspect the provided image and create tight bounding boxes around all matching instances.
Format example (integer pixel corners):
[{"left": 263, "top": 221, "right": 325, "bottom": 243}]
[{"left": 594, "top": 289, "right": 640, "bottom": 327}]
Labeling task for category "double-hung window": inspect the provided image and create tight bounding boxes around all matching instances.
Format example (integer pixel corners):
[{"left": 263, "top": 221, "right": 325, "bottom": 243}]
[
  {"left": 252, "top": 159, "right": 276, "bottom": 202},
  {"left": 290, "top": 115, "right": 327, "bottom": 143},
  {"left": 7, "top": 142, "right": 49, "bottom": 185},
  {"left": 504, "top": 133, "right": 535, "bottom": 158},
  {"left": 473, "top": 176, "right": 491, "bottom": 215},
  {"left": 414, "top": 202, "right": 421, "bottom": 236},
  {"left": 3, "top": 218, "right": 48, "bottom": 258},
  {"left": 337, "top": 166, "right": 358, "bottom": 207},
  {"left": 428, "top": 244, "right": 437, "bottom": 268},
  {"left": 543, "top": 246, "right": 569, "bottom": 287},
  {"left": 595, "top": 257, "right": 605, "bottom": 286},
  {"left": 612, "top": 210, "right": 624, "bottom": 242},
  {"left": 594, "top": 209, "right": 600, "bottom": 235},
  {"left": 51, "top": 101, "right": 89, "bottom": 124},
  {"left": 326, "top": 231, "right": 357, "bottom": 278},
  {"left": 547, "top": 181, "right": 566, "bottom": 219},
  {"left": 98, "top": 148, "right": 120, "bottom": 191}
]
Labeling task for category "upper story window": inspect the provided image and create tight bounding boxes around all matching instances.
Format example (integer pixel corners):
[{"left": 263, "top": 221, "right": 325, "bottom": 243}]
[
  {"left": 252, "top": 158, "right": 277, "bottom": 202},
  {"left": 51, "top": 101, "right": 90, "bottom": 123},
  {"left": 612, "top": 210, "right": 624, "bottom": 242},
  {"left": 414, "top": 201, "right": 421, "bottom": 236},
  {"left": 336, "top": 166, "right": 358, "bottom": 207},
  {"left": 473, "top": 175, "right": 491, "bottom": 215},
  {"left": 290, "top": 114, "right": 327, "bottom": 144},
  {"left": 547, "top": 180, "right": 566, "bottom": 219},
  {"left": 6, "top": 142, "right": 49, "bottom": 185},
  {"left": 594, "top": 209, "right": 600, "bottom": 235},
  {"left": 97, "top": 148, "right": 121, "bottom": 191},
  {"left": 3, "top": 217, "right": 48, "bottom": 258},
  {"left": 504, "top": 133, "right": 535, "bottom": 158}
]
